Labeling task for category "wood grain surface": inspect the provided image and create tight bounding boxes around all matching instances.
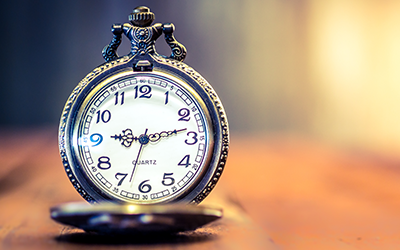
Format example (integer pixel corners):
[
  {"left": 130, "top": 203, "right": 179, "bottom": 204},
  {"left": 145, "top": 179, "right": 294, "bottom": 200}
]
[
  {"left": 1, "top": 128, "right": 400, "bottom": 249},
  {"left": 0, "top": 128, "right": 277, "bottom": 250}
]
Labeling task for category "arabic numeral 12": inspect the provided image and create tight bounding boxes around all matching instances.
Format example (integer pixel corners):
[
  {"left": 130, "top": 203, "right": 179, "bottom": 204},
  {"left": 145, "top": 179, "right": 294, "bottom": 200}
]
[{"left": 134, "top": 85, "right": 152, "bottom": 99}]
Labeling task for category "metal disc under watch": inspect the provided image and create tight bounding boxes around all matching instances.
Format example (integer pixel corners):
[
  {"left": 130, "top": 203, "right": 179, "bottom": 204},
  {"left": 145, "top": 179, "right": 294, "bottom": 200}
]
[{"left": 51, "top": 202, "right": 222, "bottom": 234}]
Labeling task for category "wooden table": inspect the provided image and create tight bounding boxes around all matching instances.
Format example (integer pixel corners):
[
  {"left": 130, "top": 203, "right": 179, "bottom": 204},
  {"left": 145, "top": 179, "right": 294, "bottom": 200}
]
[{"left": 1, "top": 128, "right": 400, "bottom": 249}]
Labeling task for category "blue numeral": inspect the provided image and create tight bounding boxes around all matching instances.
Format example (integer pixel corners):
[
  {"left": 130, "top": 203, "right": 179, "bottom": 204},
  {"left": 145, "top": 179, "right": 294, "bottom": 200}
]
[{"left": 90, "top": 133, "right": 103, "bottom": 147}]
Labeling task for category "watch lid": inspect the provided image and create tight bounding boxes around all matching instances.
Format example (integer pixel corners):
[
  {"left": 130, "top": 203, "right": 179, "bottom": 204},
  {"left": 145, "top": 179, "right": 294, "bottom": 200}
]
[{"left": 51, "top": 202, "right": 222, "bottom": 234}]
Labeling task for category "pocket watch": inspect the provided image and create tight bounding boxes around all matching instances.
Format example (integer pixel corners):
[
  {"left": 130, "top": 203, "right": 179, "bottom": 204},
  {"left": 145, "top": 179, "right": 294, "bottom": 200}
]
[{"left": 58, "top": 6, "right": 229, "bottom": 206}]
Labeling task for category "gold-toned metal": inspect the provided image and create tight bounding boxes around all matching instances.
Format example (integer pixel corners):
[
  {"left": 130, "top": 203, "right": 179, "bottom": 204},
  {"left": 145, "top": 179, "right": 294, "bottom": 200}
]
[{"left": 58, "top": 6, "right": 229, "bottom": 205}]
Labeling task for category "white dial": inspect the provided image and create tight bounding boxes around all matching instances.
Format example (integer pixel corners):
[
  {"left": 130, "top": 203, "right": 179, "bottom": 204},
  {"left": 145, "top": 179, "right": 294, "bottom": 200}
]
[{"left": 72, "top": 72, "right": 213, "bottom": 204}]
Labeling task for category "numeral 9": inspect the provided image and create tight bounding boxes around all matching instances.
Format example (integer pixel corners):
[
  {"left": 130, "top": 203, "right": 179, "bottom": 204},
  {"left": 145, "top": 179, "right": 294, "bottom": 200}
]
[{"left": 90, "top": 133, "right": 103, "bottom": 147}]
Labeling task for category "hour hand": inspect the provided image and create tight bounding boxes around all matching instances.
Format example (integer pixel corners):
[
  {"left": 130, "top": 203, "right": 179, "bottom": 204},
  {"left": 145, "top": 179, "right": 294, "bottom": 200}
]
[
  {"left": 111, "top": 129, "right": 138, "bottom": 148},
  {"left": 148, "top": 128, "right": 187, "bottom": 143}
]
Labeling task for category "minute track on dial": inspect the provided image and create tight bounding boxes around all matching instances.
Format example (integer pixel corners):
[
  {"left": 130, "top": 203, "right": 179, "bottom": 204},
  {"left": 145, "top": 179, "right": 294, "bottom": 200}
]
[{"left": 111, "top": 128, "right": 187, "bottom": 147}]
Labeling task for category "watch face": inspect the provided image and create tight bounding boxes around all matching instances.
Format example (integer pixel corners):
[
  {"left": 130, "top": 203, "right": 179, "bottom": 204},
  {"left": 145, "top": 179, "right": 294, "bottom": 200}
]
[{"left": 70, "top": 71, "right": 214, "bottom": 204}]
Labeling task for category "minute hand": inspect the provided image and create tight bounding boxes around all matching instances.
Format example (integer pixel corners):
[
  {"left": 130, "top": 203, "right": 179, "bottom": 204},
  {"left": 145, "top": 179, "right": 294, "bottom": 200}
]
[{"left": 148, "top": 128, "right": 187, "bottom": 143}]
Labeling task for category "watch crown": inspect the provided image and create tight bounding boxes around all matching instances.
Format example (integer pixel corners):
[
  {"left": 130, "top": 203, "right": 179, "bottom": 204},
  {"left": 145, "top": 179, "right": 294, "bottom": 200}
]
[{"left": 129, "top": 6, "right": 155, "bottom": 27}]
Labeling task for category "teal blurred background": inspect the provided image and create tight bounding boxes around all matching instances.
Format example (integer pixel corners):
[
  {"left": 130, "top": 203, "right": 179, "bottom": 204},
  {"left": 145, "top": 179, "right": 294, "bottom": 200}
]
[{"left": 2, "top": 0, "right": 400, "bottom": 151}]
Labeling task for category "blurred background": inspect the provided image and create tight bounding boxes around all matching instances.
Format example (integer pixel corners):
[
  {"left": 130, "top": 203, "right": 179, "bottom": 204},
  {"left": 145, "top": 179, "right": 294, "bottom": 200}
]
[{"left": 1, "top": 0, "right": 400, "bottom": 151}]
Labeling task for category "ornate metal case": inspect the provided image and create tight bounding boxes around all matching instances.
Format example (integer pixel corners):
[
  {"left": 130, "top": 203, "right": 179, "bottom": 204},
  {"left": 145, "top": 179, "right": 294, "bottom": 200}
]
[{"left": 58, "top": 6, "right": 229, "bottom": 204}]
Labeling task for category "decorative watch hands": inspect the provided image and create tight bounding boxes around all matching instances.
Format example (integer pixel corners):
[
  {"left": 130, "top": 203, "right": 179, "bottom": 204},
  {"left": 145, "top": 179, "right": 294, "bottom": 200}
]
[
  {"left": 148, "top": 128, "right": 187, "bottom": 143},
  {"left": 111, "top": 128, "right": 187, "bottom": 147},
  {"left": 111, "top": 129, "right": 136, "bottom": 147}
]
